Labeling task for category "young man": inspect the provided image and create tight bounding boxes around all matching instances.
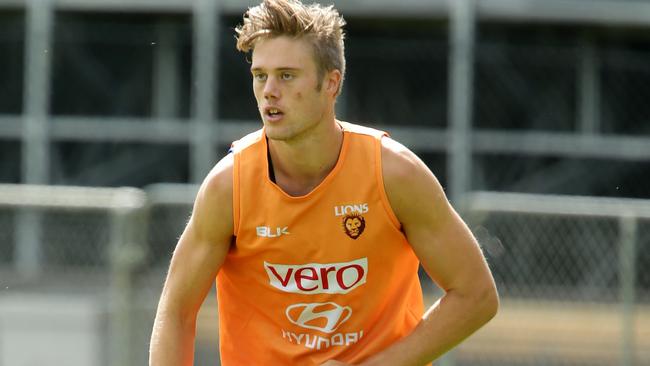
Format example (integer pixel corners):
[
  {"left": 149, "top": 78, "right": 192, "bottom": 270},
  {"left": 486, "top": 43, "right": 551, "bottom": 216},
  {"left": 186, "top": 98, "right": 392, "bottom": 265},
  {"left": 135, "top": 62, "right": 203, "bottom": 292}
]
[{"left": 149, "top": 0, "right": 498, "bottom": 365}]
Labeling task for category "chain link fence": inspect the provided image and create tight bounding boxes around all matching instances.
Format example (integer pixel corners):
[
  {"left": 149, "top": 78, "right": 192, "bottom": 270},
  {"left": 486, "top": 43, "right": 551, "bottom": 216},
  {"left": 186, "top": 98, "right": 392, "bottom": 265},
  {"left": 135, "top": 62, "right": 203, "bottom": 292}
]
[
  {"left": 1, "top": 184, "right": 649, "bottom": 365},
  {"left": 1, "top": 205, "right": 112, "bottom": 284},
  {"left": 2, "top": 3, "right": 650, "bottom": 366},
  {"left": 456, "top": 192, "right": 650, "bottom": 366},
  {"left": 0, "top": 185, "right": 147, "bottom": 366}
]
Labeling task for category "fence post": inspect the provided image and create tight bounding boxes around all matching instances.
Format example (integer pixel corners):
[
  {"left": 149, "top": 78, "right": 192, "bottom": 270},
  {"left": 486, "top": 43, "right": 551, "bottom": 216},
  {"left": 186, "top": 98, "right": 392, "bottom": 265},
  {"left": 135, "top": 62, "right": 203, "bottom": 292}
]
[
  {"left": 444, "top": 0, "right": 476, "bottom": 364},
  {"left": 448, "top": 0, "right": 476, "bottom": 207},
  {"left": 17, "top": 0, "right": 54, "bottom": 279},
  {"left": 109, "top": 189, "right": 147, "bottom": 366},
  {"left": 619, "top": 215, "right": 637, "bottom": 366},
  {"left": 191, "top": 0, "right": 220, "bottom": 183}
]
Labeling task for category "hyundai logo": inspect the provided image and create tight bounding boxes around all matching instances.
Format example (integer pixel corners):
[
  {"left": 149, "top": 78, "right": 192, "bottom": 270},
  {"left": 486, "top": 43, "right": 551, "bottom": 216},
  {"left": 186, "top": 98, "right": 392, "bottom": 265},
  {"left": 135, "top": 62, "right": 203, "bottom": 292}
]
[{"left": 285, "top": 302, "right": 352, "bottom": 333}]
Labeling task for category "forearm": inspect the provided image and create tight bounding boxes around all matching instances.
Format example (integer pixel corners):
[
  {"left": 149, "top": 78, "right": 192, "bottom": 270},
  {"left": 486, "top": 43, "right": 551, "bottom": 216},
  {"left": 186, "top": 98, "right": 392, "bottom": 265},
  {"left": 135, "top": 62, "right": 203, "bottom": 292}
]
[
  {"left": 149, "top": 309, "right": 197, "bottom": 366},
  {"left": 359, "top": 287, "right": 498, "bottom": 366}
]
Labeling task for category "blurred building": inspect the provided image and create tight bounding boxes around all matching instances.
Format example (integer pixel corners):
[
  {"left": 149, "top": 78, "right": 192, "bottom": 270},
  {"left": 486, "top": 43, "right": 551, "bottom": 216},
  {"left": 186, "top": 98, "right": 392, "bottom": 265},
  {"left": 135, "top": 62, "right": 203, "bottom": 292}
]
[
  {"left": 0, "top": 0, "right": 648, "bottom": 197},
  {"left": 0, "top": 0, "right": 649, "bottom": 365}
]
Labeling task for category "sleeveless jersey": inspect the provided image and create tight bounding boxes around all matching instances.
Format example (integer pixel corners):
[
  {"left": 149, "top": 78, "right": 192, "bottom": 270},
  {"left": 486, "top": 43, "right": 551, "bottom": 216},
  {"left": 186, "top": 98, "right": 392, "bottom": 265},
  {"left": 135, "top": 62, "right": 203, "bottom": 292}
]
[{"left": 216, "top": 122, "right": 424, "bottom": 365}]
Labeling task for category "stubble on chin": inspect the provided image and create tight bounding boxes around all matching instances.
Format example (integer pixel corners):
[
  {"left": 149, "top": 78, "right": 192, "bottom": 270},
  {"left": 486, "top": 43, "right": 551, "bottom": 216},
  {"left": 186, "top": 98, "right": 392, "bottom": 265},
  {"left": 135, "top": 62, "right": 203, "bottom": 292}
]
[
  {"left": 264, "top": 123, "right": 294, "bottom": 141},
  {"left": 265, "top": 118, "right": 322, "bottom": 144}
]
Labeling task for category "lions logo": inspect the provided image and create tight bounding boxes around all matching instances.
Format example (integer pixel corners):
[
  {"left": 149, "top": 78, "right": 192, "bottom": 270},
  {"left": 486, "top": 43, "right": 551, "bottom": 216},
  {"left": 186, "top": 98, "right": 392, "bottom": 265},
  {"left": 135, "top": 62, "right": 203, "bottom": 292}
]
[{"left": 342, "top": 213, "right": 366, "bottom": 240}]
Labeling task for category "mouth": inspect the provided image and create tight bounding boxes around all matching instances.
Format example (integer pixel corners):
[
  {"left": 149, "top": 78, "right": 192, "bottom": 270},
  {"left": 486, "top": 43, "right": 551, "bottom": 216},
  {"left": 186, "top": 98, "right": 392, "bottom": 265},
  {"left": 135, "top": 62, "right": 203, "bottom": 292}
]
[{"left": 264, "top": 106, "right": 285, "bottom": 122}]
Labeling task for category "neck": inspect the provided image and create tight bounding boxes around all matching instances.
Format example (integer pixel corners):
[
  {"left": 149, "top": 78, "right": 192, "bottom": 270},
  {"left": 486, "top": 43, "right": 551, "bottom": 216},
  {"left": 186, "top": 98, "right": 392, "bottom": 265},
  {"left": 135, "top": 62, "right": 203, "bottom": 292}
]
[{"left": 267, "top": 118, "right": 344, "bottom": 195}]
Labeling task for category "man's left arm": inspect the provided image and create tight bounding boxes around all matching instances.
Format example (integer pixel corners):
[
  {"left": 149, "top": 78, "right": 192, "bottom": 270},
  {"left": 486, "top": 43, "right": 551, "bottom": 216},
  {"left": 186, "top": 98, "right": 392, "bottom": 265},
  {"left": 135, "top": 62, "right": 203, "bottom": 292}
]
[{"left": 335, "top": 137, "right": 499, "bottom": 366}]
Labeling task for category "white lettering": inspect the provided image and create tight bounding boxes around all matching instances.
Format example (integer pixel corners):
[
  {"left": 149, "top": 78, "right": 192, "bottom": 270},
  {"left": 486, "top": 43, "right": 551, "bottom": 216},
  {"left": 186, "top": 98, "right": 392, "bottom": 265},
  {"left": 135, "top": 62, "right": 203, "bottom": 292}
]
[
  {"left": 280, "top": 330, "right": 364, "bottom": 350},
  {"left": 256, "top": 226, "right": 267, "bottom": 237},
  {"left": 334, "top": 203, "right": 369, "bottom": 217},
  {"left": 345, "top": 332, "right": 359, "bottom": 345},
  {"left": 304, "top": 334, "right": 317, "bottom": 349},
  {"left": 256, "top": 226, "right": 290, "bottom": 238},
  {"left": 331, "top": 333, "right": 344, "bottom": 346},
  {"left": 264, "top": 258, "right": 368, "bottom": 294},
  {"left": 317, "top": 337, "right": 330, "bottom": 350},
  {"left": 291, "top": 332, "right": 303, "bottom": 344}
]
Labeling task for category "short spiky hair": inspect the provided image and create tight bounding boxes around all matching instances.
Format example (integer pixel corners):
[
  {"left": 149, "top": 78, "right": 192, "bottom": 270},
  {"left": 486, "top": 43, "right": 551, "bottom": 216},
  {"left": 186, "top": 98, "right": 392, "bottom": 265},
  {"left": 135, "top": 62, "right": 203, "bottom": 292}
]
[{"left": 235, "top": 0, "right": 346, "bottom": 94}]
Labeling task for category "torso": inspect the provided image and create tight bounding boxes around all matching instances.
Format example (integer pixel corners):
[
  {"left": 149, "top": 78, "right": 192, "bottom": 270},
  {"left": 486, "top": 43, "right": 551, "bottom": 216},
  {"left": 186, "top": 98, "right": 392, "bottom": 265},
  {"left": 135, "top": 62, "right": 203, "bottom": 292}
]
[{"left": 216, "top": 122, "right": 424, "bottom": 364}]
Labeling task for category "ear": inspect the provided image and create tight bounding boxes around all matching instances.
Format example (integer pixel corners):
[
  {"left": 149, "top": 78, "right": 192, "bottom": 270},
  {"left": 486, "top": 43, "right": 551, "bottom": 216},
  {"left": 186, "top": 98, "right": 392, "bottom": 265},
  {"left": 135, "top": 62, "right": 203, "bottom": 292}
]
[{"left": 325, "top": 69, "right": 342, "bottom": 97}]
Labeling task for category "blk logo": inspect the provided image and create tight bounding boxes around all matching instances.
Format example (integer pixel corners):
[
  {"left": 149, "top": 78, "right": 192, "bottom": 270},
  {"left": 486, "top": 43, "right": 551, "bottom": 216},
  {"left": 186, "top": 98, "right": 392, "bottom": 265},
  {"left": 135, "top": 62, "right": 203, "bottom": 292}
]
[
  {"left": 256, "top": 226, "right": 290, "bottom": 238},
  {"left": 286, "top": 302, "right": 352, "bottom": 333}
]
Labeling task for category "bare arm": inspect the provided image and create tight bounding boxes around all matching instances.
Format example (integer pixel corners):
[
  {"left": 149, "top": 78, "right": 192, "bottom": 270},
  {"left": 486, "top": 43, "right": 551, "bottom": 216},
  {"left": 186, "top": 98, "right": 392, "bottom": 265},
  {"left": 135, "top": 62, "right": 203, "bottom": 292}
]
[
  {"left": 149, "top": 154, "right": 234, "bottom": 366},
  {"left": 357, "top": 138, "right": 499, "bottom": 365}
]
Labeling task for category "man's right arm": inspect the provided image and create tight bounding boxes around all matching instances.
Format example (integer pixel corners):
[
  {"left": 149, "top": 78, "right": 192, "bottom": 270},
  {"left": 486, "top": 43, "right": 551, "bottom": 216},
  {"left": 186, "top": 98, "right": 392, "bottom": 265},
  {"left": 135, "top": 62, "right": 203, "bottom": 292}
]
[{"left": 149, "top": 154, "right": 235, "bottom": 366}]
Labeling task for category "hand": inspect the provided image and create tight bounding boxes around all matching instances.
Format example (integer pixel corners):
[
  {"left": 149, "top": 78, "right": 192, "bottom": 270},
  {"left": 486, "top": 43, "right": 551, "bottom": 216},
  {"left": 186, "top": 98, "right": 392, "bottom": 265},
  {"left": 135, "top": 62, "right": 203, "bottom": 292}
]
[{"left": 320, "top": 361, "right": 351, "bottom": 366}]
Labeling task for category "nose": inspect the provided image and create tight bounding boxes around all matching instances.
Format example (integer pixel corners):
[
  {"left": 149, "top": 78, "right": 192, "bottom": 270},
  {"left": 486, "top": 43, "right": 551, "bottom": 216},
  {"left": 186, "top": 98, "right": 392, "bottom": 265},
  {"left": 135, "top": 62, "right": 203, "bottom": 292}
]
[{"left": 263, "top": 76, "right": 280, "bottom": 100}]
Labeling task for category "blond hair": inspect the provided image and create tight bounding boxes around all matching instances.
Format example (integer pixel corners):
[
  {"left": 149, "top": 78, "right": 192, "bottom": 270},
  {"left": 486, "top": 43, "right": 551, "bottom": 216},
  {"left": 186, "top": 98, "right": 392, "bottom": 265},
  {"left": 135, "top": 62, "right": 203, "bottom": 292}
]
[{"left": 235, "top": 0, "right": 346, "bottom": 94}]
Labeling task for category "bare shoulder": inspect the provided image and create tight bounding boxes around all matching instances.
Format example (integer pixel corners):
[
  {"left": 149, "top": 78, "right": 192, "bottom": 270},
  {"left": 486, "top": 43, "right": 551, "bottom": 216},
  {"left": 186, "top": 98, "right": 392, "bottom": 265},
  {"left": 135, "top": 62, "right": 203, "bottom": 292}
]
[
  {"left": 192, "top": 153, "right": 234, "bottom": 238},
  {"left": 380, "top": 137, "right": 448, "bottom": 225},
  {"left": 200, "top": 153, "right": 234, "bottom": 200},
  {"left": 380, "top": 136, "right": 423, "bottom": 180}
]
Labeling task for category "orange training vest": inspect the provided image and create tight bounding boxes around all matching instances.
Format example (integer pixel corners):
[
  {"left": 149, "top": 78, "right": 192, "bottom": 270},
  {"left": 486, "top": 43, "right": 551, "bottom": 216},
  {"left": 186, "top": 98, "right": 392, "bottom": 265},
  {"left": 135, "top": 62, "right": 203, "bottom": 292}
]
[{"left": 216, "top": 122, "right": 424, "bottom": 365}]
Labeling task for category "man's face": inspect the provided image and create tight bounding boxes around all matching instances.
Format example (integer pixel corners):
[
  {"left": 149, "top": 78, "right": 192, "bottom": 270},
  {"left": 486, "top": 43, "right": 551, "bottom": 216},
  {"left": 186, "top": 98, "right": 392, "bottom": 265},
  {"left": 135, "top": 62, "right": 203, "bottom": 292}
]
[{"left": 250, "top": 36, "right": 333, "bottom": 141}]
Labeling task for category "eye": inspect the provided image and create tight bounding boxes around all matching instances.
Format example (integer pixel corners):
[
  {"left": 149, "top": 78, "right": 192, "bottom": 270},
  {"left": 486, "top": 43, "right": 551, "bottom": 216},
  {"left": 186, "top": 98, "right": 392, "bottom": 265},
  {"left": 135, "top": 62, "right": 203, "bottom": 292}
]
[
  {"left": 281, "top": 72, "right": 294, "bottom": 81},
  {"left": 253, "top": 73, "right": 267, "bottom": 82}
]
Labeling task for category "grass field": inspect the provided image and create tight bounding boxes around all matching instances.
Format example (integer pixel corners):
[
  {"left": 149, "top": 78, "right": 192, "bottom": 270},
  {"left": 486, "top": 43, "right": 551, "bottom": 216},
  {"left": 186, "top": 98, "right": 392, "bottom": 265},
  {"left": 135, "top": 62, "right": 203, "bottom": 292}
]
[
  {"left": 195, "top": 295, "right": 650, "bottom": 365},
  {"left": 457, "top": 299, "right": 650, "bottom": 364}
]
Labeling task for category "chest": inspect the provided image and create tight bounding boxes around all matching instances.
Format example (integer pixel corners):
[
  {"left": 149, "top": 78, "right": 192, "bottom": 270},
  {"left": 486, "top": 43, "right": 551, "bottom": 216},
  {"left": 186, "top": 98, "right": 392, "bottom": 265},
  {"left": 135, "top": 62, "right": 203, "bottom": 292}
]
[{"left": 237, "top": 193, "right": 382, "bottom": 260}]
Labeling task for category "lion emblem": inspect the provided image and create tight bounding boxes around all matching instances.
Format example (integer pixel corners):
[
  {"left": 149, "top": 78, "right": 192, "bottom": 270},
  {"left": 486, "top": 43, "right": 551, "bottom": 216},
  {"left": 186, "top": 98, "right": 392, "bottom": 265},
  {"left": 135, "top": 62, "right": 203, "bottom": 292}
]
[{"left": 342, "top": 213, "right": 366, "bottom": 239}]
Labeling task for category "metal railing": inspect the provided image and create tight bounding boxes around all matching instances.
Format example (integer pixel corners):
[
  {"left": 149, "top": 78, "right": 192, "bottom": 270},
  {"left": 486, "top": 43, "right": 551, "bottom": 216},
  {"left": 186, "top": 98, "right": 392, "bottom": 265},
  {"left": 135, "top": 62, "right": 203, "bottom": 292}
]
[
  {"left": 460, "top": 191, "right": 650, "bottom": 366},
  {"left": 1, "top": 184, "right": 648, "bottom": 365},
  {"left": 0, "top": 183, "right": 147, "bottom": 366}
]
